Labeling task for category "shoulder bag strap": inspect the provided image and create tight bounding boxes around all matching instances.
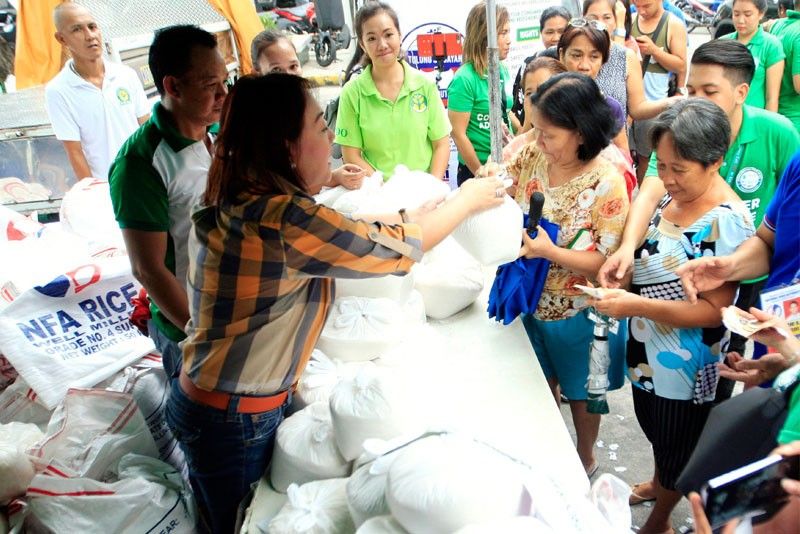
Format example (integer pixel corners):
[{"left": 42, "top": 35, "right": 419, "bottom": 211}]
[{"left": 640, "top": 11, "right": 670, "bottom": 77}]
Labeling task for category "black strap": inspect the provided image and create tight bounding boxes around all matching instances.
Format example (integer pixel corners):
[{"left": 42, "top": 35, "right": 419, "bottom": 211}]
[{"left": 640, "top": 11, "right": 669, "bottom": 77}]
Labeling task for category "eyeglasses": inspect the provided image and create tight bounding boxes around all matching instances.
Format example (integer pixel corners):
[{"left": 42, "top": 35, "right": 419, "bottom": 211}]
[{"left": 569, "top": 18, "right": 608, "bottom": 33}]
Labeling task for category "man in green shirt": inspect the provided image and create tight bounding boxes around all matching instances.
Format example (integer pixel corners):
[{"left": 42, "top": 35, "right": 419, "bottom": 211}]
[
  {"left": 109, "top": 25, "right": 228, "bottom": 378},
  {"left": 599, "top": 40, "right": 799, "bottom": 408},
  {"left": 766, "top": 3, "right": 800, "bottom": 130}
]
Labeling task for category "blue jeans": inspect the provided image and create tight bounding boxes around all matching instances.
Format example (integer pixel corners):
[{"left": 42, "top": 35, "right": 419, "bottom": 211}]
[
  {"left": 148, "top": 319, "right": 182, "bottom": 380},
  {"left": 164, "top": 379, "right": 287, "bottom": 534}
]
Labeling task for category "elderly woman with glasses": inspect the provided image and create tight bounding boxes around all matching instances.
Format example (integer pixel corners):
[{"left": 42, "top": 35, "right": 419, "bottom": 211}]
[
  {"left": 593, "top": 99, "right": 755, "bottom": 534},
  {"left": 560, "top": 16, "right": 674, "bottom": 151}
]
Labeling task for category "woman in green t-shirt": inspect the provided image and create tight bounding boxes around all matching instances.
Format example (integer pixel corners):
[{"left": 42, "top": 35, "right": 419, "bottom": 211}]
[
  {"left": 723, "top": 0, "right": 785, "bottom": 111},
  {"left": 335, "top": 2, "right": 451, "bottom": 180},
  {"left": 448, "top": 1, "right": 512, "bottom": 185}
]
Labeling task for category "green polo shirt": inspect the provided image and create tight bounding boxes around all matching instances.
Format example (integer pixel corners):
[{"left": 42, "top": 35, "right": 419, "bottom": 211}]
[
  {"left": 721, "top": 27, "right": 785, "bottom": 109},
  {"left": 447, "top": 62, "right": 511, "bottom": 166},
  {"left": 109, "top": 103, "right": 212, "bottom": 342},
  {"left": 335, "top": 61, "right": 451, "bottom": 178},
  {"left": 646, "top": 104, "right": 799, "bottom": 227},
  {"left": 779, "top": 381, "right": 800, "bottom": 444},
  {"left": 769, "top": 10, "right": 800, "bottom": 130}
]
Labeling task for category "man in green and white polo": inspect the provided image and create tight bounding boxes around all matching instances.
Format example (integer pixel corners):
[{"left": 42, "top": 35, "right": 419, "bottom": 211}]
[{"left": 109, "top": 25, "right": 228, "bottom": 378}]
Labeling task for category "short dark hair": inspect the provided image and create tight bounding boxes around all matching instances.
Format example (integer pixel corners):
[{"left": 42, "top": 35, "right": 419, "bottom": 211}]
[
  {"left": 251, "top": 29, "right": 295, "bottom": 73},
  {"left": 540, "top": 6, "right": 571, "bottom": 29},
  {"left": 355, "top": 1, "right": 401, "bottom": 66},
  {"left": 558, "top": 21, "right": 611, "bottom": 64},
  {"left": 649, "top": 98, "right": 731, "bottom": 167},
  {"left": 523, "top": 56, "right": 567, "bottom": 82},
  {"left": 204, "top": 74, "right": 314, "bottom": 206},
  {"left": 531, "top": 72, "right": 616, "bottom": 161},
  {"left": 732, "top": 0, "right": 767, "bottom": 11},
  {"left": 149, "top": 25, "right": 218, "bottom": 96},
  {"left": 691, "top": 39, "right": 755, "bottom": 86},
  {"left": 780, "top": 0, "right": 793, "bottom": 11}
]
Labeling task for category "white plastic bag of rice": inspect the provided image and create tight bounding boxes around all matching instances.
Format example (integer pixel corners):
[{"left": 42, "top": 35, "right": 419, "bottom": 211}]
[
  {"left": 356, "top": 515, "right": 408, "bottom": 534},
  {"left": 335, "top": 271, "right": 415, "bottom": 304},
  {"left": 363, "top": 166, "right": 450, "bottom": 215},
  {"left": 329, "top": 366, "right": 419, "bottom": 461},
  {"left": 268, "top": 478, "right": 354, "bottom": 534},
  {"left": 317, "top": 297, "right": 406, "bottom": 362},
  {"left": 292, "top": 350, "right": 370, "bottom": 413},
  {"left": 413, "top": 237, "right": 484, "bottom": 319},
  {"left": 0, "top": 422, "right": 43, "bottom": 504},
  {"left": 270, "top": 402, "right": 351, "bottom": 493},
  {"left": 386, "top": 434, "right": 528, "bottom": 534},
  {"left": 347, "top": 447, "right": 401, "bottom": 527},
  {"left": 450, "top": 193, "right": 522, "bottom": 266}
]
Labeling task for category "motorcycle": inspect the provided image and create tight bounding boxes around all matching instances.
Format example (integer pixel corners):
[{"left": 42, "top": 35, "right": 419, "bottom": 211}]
[
  {"left": 271, "top": 0, "right": 351, "bottom": 67},
  {"left": 674, "top": 0, "right": 716, "bottom": 33}
]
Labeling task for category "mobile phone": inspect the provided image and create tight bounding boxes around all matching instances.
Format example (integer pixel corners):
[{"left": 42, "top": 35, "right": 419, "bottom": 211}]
[{"left": 701, "top": 455, "right": 800, "bottom": 529}]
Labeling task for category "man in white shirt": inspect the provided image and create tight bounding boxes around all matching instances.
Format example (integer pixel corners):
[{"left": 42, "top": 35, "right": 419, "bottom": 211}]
[{"left": 44, "top": 2, "right": 149, "bottom": 180}]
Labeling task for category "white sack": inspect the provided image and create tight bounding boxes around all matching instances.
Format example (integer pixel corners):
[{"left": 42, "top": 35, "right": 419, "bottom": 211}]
[
  {"left": 386, "top": 435, "right": 528, "bottom": 534},
  {"left": 356, "top": 516, "right": 408, "bottom": 534},
  {"left": 292, "top": 350, "right": 368, "bottom": 413},
  {"left": 450, "top": 194, "right": 522, "bottom": 266},
  {"left": 268, "top": 478, "right": 354, "bottom": 534},
  {"left": 105, "top": 355, "right": 186, "bottom": 474},
  {"left": 413, "top": 238, "right": 484, "bottom": 320},
  {"left": 59, "top": 178, "right": 125, "bottom": 251},
  {"left": 0, "top": 205, "right": 42, "bottom": 242},
  {"left": 0, "top": 378, "right": 53, "bottom": 430},
  {"left": 10, "top": 453, "right": 196, "bottom": 534},
  {"left": 0, "top": 422, "right": 42, "bottom": 503},
  {"left": 317, "top": 297, "right": 406, "bottom": 362},
  {"left": 335, "top": 272, "right": 414, "bottom": 304},
  {"left": 270, "top": 402, "right": 351, "bottom": 493},
  {"left": 27, "top": 388, "right": 159, "bottom": 480},
  {"left": 330, "top": 174, "right": 385, "bottom": 216},
  {"left": 329, "top": 366, "right": 419, "bottom": 461},
  {"left": 360, "top": 166, "right": 450, "bottom": 216},
  {"left": 0, "top": 442, "right": 35, "bottom": 504},
  {"left": 347, "top": 449, "right": 400, "bottom": 528},
  {"left": 315, "top": 185, "right": 350, "bottom": 209},
  {"left": 0, "top": 255, "right": 156, "bottom": 408}
]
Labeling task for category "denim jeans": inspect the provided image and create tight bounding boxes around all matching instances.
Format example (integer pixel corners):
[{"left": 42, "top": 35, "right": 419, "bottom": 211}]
[
  {"left": 164, "top": 379, "right": 287, "bottom": 534},
  {"left": 148, "top": 319, "right": 182, "bottom": 380}
]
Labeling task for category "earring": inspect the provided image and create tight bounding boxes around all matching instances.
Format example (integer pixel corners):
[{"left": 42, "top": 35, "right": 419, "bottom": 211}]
[{"left": 290, "top": 161, "right": 297, "bottom": 170}]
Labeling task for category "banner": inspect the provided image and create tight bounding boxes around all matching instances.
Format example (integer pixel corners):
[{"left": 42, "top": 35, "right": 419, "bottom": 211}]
[
  {"left": 392, "top": 0, "right": 567, "bottom": 182},
  {"left": 0, "top": 256, "right": 155, "bottom": 409}
]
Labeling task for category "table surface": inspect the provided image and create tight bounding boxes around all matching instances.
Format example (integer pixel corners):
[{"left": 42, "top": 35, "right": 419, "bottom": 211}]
[{"left": 241, "top": 272, "right": 589, "bottom": 532}]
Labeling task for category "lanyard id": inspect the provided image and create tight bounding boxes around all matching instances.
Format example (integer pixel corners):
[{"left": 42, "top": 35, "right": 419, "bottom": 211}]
[{"left": 724, "top": 144, "right": 745, "bottom": 186}]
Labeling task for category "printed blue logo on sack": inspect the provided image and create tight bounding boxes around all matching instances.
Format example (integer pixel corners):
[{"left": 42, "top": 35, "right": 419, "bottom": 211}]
[{"left": 34, "top": 264, "right": 102, "bottom": 298}]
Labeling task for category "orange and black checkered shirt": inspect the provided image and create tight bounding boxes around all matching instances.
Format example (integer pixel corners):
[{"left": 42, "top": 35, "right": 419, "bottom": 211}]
[{"left": 182, "top": 189, "right": 422, "bottom": 395}]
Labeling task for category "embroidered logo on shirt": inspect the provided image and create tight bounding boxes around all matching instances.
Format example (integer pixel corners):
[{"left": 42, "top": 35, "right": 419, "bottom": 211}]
[
  {"left": 735, "top": 167, "right": 764, "bottom": 194},
  {"left": 410, "top": 92, "right": 428, "bottom": 112},
  {"left": 336, "top": 127, "right": 348, "bottom": 138},
  {"left": 116, "top": 88, "right": 131, "bottom": 105}
]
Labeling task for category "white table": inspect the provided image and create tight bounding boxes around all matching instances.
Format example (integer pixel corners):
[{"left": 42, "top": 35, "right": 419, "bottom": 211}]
[{"left": 241, "top": 273, "right": 588, "bottom": 532}]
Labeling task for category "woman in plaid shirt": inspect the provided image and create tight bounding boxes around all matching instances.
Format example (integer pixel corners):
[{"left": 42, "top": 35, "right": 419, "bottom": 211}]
[{"left": 165, "top": 73, "right": 505, "bottom": 533}]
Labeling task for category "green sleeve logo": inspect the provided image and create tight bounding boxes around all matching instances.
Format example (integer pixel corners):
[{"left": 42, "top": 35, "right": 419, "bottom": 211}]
[{"left": 336, "top": 127, "right": 348, "bottom": 138}]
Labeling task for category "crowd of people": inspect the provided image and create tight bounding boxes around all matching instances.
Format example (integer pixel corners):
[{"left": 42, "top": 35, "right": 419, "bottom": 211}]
[{"left": 37, "top": 0, "right": 800, "bottom": 532}]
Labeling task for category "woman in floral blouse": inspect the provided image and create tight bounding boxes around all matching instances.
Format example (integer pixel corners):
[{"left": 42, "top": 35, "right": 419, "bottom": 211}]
[{"left": 510, "top": 72, "right": 630, "bottom": 476}]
